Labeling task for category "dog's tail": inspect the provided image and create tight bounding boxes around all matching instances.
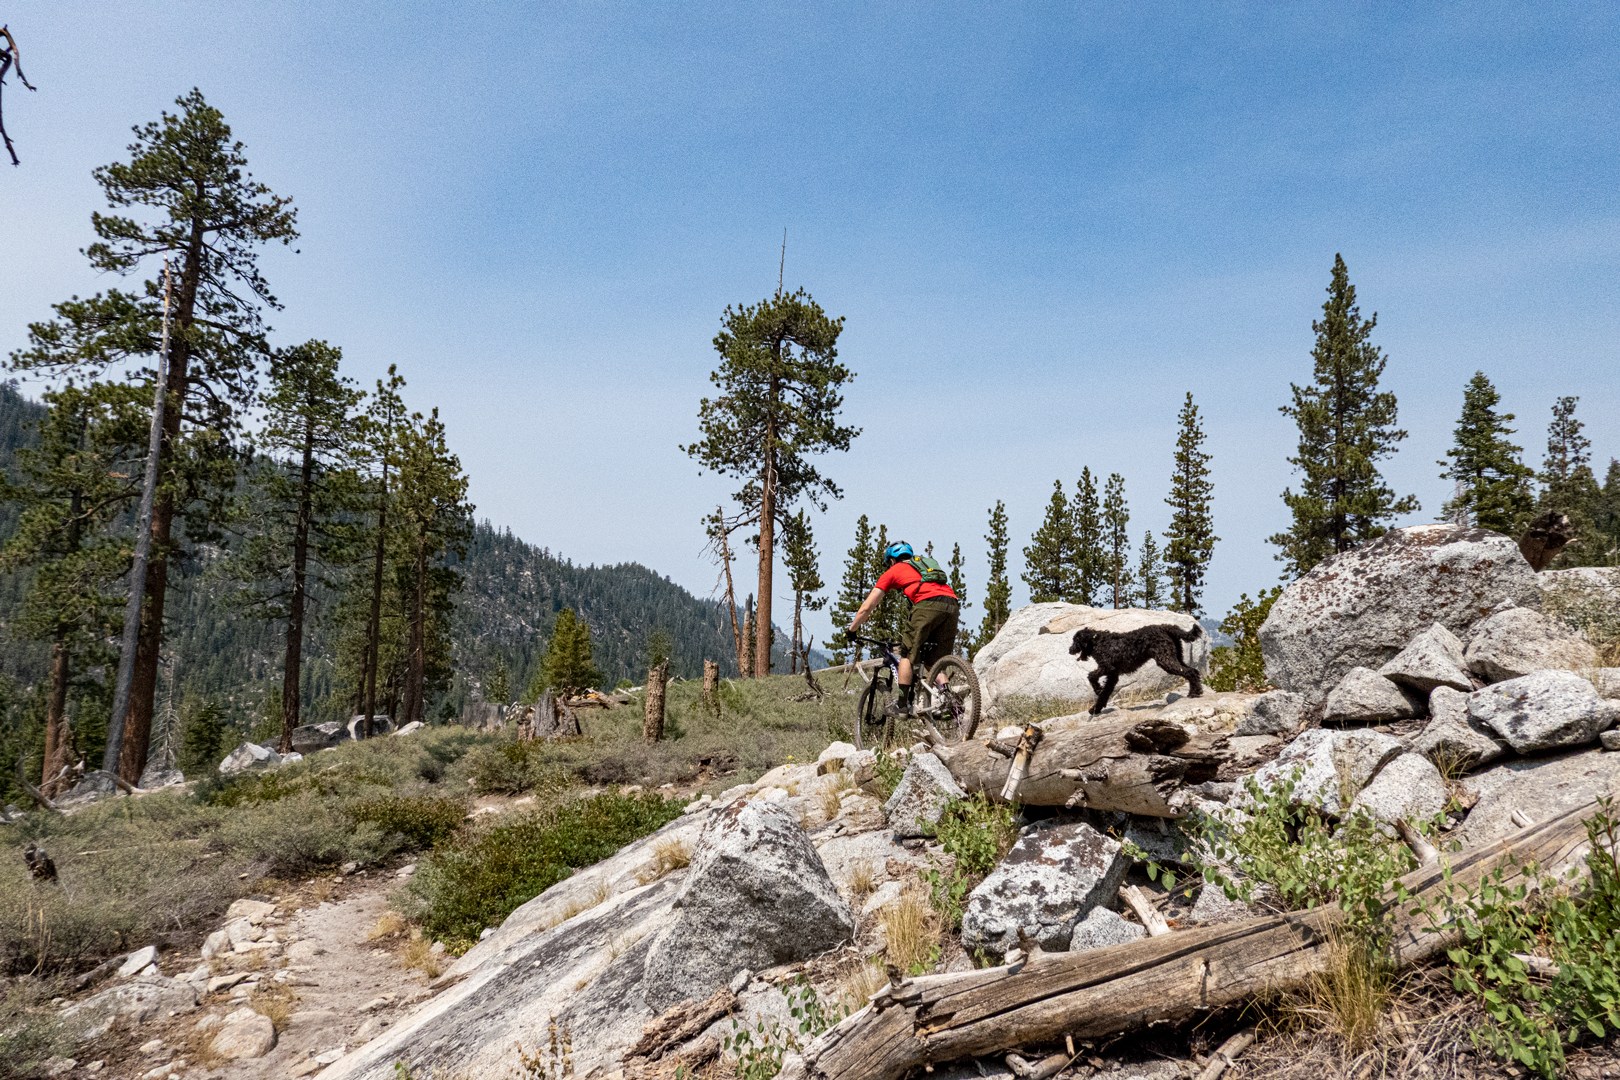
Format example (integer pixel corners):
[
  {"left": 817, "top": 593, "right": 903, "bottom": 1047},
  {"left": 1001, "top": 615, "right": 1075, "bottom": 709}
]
[{"left": 1171, "top": 622, "right": 1203, "bottom": 642}]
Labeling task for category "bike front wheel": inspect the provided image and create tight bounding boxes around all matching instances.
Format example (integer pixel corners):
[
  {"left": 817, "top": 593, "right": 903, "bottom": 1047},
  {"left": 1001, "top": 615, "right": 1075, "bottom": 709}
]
[
  {"left": 924, "top": 654, "right": 982, "bottom": 744},
  {"left": 854, "top": 671, "right": 895, "bottom": 751}
]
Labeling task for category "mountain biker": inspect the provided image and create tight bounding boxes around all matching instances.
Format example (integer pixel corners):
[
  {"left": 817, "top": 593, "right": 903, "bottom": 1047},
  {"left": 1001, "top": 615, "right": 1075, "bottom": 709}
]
[{"left": 846, "top": 541, "right": 960, "bottom": 718}]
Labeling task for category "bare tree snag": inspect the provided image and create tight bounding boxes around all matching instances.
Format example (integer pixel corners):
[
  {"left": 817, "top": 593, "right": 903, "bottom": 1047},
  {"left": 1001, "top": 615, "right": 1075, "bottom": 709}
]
[
  {"left": 936, "top": 712, "right": 1237, "bottom": 817},
  {"left": 643, "top": 660, "right": 670, "bottom": 743},
  {"left": 782, "top": 799, "right": 1603, "bottom": 1080},
  {"left": 702, "top": 660, "right": 720, "bottom": 716},
  {"left": 0, "top": 25, "right": 37, "bottom": 166}
]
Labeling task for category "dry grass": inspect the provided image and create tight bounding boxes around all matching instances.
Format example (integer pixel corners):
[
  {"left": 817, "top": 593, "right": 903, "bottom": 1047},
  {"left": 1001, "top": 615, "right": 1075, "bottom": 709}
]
[
  {"left": 248, "top": 981, "right": 300, "bottom": 1030},
  {"left": 879, "top": 890, "right": 941, "bottom": 976},
  {"left": 556, "top": 878, "right": 614, "bottom": 922},
  {"left": 1287, "top": 934, "right": 1394, "bottom": 1053},
  {"left": 402, "top": 933, "right": 447, "bottom": 979},
  {"left": 837, "top": 961, "right": 889, "bottom": 1013},
  {"left": 367, "top": 911, "right": 408, "bottom": 941},
  {"left": 847, "top": 860, "right": 878, "bottom": 903}
]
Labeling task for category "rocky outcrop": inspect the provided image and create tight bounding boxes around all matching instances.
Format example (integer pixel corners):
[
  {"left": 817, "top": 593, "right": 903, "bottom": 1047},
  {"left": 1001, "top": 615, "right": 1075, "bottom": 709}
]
[
  {"left": 1467, "top": 670, "right": 1620, "bottom": 753},
  {"left": 1234, "top": 690, "right": 1303, "bottom": 737},
  {"left": 1378, "top": 623, "right": 1472, "bottom": 694},
  {"left": 1458, "top": 749, "right": 1620, "bottom": 848},
  {"left": 974, "top": 604, "right": 1208, "bottom": 713},
  {"left": 289, "top": 722, "right": 349, "bottom": 754},
  {"left": 1407, "top": 686, "right": 1508, "bottom": 772},
  {"left": 62, "top": 975, "right": 197, "bottom": 1041},
  {"left": 1345, "top": 751, "right": 1447, "bottom": 828},
  {"left": 1464, "top": 607, "right": 1598, "bottom": 683},
  {"left": 1320, "top": 667, "right": 1421, "bottom": 725},
  {"left": 1247, "top": 728, "right": 1404, "bottom": 816},
  {"left": 642, "top": 800, "right": 853, "bottom": 1011},
  {"left": 1260, "top": 524, "right": 1538, "bottom": 702},
  {"left": 219, "top": 742, "right": 281, "bottom": 776},
  {"left": 961, "top": 822, "right": 1128, "bottom": 955},
  {"left": 883, "top": 752, "right": 965, "bottom": 838}
]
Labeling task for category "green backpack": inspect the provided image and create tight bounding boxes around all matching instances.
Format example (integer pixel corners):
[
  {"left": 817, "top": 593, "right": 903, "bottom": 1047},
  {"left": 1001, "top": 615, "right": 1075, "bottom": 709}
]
[{"left": 910, "top": 555, "right": 949, "bottom": 586}]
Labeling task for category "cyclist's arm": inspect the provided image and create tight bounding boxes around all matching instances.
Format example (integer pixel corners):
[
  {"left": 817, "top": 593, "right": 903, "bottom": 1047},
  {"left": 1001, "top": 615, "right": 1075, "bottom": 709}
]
[{"left": 847, "top": 584, "right": 888, "bottom": 632}]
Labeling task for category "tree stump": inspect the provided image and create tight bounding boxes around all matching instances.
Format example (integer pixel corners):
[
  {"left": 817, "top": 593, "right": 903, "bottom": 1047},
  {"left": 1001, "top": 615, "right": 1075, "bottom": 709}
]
[
  {"left": 532, "top": 692, "right": 560, "bottom": 738},
  {"left": 702, "top": 660, "right": 721, "bottom": 716},
  {"left": 644, "top": 660, "right": 670, "bottom": 743}
]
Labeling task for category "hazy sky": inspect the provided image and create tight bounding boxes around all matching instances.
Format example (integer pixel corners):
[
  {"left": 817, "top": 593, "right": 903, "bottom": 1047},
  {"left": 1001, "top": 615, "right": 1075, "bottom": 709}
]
[{"left": 3, "top": 3, "right": 1616, "bottom": 644}]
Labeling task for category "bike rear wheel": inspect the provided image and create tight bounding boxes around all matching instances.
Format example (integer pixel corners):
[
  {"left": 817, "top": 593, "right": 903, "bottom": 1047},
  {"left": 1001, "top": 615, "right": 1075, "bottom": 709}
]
[
  {"left": 854, "top": 670, "right": 895, "bottom": 751},
  {"left": 924, "top": 654, "right": 982, "bottom": 744}
]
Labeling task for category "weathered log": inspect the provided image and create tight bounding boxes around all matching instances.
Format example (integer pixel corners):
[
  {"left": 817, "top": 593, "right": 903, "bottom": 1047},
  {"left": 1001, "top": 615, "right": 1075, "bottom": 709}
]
[
  {"left": 783, "top": 798, "right": 1602, "bottom": 1080},
  {"left": 936, "top": 711, "right": 1238, "bottom": 816},
  {"left": 624, "top": 986, "right": 735, "bottom": 1062},
  {"left": 999, "top": 724, "right": 1043, "bottom": 801}
]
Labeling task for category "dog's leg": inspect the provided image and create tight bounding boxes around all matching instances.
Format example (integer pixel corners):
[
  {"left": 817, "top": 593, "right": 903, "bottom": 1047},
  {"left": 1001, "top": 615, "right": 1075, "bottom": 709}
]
[
  {"left": 1155, "top": 651, "right": 1204, "bottom": 698},
  {"left": 1087, "top": 669, "right": 1106, "bottom": 715},
  {"left": 1093, "top": 673, "right": 1119, "bottom": 715}
]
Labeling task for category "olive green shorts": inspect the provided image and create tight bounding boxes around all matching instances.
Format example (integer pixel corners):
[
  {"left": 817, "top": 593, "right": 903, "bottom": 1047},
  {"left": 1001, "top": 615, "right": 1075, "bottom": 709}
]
[{"left": 904, "top": 598, "right": 960, "bottom": 669}]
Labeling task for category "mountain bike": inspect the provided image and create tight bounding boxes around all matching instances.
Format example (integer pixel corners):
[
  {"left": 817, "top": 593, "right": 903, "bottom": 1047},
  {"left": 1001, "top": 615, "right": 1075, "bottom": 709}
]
[{"left": 846, "top": 634, "right": 981, "bottom": 751}]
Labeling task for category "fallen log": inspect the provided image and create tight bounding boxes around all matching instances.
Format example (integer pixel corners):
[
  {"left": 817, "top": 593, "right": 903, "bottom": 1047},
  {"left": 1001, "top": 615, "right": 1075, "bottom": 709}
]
[
  {"left": 935, "top": 711, "right": 1239, "bottom": 816},
  {"left": 782, "top": 798, "right": 1602, "bottom": 1080}
]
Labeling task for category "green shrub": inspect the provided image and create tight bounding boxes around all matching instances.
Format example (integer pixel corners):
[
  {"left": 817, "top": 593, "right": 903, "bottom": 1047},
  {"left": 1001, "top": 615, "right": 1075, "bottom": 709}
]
[
  {"left": 723, "top": 978, "right": 846, "bottom": 1080},
  {"left": 1438, "top": 801, "right": 1620, "bottom": 1077},
  {"left": 463, "top": 739, "right": 570, "bottom": 796},
  {"left": 0, "top": 983, "right": 69, "bottom": 1079},
  {"left": 922, "top": 794, "right": 1019, "bottom": 928},
  {"left": 403, "top": 792, "right": 685, "bottom": 947},
  {"left": 218, "top": 791, "right": 392, "bottom": 876},
  {"left": 1207, "top": 587, "right": 1282, "bottom": 693},
  {"left": 348, "top": 794, "right": 467, "bottom": 851}
]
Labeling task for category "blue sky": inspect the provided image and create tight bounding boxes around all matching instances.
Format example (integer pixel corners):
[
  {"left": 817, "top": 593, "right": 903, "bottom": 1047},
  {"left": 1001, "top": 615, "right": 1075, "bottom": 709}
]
[{"left": 2, "top": 2, "right": 1616, "bottom": 643}]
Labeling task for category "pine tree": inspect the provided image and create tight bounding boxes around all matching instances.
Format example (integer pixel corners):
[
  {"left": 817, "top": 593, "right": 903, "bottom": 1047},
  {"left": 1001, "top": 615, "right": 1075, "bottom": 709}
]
[
  {"left": 947, "top": 542, "right": 969, "bottom": 623},
  {"left": 1137, "top": 530, "right": 1165, "bottom": 609},
  {"left": 177, "top": 695, "right": 229, "bottom": 775},
  {"left": 485, "top": 660, "right": 511, "bottom": 704},
  {"left": 1023, "top": 480, "right": 1076, "bottom": 603},
  {"left": 1596, "top": 460, "right": 1620, "bottom": 565},
  {"left": 1438, "top": 372, "right": 1533, "bottom": 535},
  {"left": 1164, "top": 393, "right": 1218, "bottom": 615},
  {"left": 354, "top": 366, "right": 408, "bottom": 733},
  {"left": 976, "top": 501, "right": 1012, "bottom": 650},
  {"left": 230, "top": 340, "right": 365, "bottom": 750},
  {"left": 830, "top": 514, "right": 874, "bottom": 663},
  {"left": 1101, "top": 473, "right": 1134, "bottom": 608},
  {"left": 0, "top": 384, "right": 147, "bottom": 791},
  {"left": 538, "top": 608, "right": 602, "bottom": 697},
  {"left": 1270, "top": 254, "right": 1418, "bottom": 578},
  {"left": 1071, "top": 468, "right": 1104, "bottom": 605},
  {"left": 684, "top": 290, "right": 857, "bottom": 676},
  {"left": 781, "top": 509, "right": 825, "bottom": 673},
  {"left": 393, "top": 408, "right": 473, "bottom": 726},
  {"left": 1539, "top": 396, "right": 1603, "bottom": 564},
  {"left": 867, "top": 524, "right": 906, "bottom": 644},
  {"left": 11, "top": 90, "right": 299, "bottom": 781}
]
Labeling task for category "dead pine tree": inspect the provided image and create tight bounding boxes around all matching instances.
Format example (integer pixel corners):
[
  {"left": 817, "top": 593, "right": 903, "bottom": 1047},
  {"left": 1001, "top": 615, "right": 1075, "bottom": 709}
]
[
  {"left": 0, "top": 25, "right": 37, "bottom": 166},
  {"left": 643, "top": 659, "right": 670, "bottom": 743},
  {"left": 703, "top": 507, "right": 747, "bottom": 677},
  {"left": 701, "top": 659, "right": 720, "bottom": 716}
]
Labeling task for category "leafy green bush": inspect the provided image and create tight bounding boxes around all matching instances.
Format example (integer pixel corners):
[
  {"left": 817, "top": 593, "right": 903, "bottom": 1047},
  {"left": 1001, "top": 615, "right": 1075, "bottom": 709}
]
[
  {"left": 403, "top": 792, "right": 685, "bottom": 947},
  {"left": 922, "top": 794, "right": 1019, "bottom": 929},
  {"left": 463, "top": 739, "right": 571, "bottom": 796},
  {"left": 1438, "top": 801, "right": 1620, "bottom": 1077},
  {"left": 218, "top": 791, "right": 392, "bottom": 877},
  {"left": 1207, "top": 587, "right": 1282, "bottom": 693},
  {"left": 348, "top": 794, "right": 467, "bottom": 851},
  {"left": 723, "top": 978, "right": 846, "bottom": 1080}
]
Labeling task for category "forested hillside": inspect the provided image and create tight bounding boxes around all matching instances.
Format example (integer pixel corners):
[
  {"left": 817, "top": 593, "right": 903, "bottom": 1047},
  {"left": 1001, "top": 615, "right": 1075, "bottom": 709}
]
[{"left": 0, "top": 383, "right": 752, "bottom": 749}]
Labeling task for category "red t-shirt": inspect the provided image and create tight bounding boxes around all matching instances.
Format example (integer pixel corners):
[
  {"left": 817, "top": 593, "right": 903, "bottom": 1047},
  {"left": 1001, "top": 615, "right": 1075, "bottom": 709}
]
[{"left": 875, "top": 561, "right": 958, "bottom": 605}]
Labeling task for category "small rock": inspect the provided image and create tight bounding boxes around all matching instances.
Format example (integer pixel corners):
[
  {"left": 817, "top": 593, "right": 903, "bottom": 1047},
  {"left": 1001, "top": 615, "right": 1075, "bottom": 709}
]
[
  {"left": 1601, "top": 730, "right": 1620, "bottom": 751},
  {"left": 1379, "top": 623, "right": 1472, "bottom": 694},
  {"left": 881, "top": 752, "right": 966, "bottom": 838},
  {"left": 210, "top": 1007, "right": 277, "bottom": 1061},
  {"left": 1346, "top": 751, "right": 1448, "bottom": 829},
  {"left": 352, "top": 1015, "right": 389, "bottom": 1042},
  {"left": 200, "top": 929, "right": 230, "bottom": 960},
  {"left": 1408, "top": 686, "right": 1509, "bottom": 773},
  {"left": 218, "top": 742, "right": 281, "bottom": 777},
  {"left": 392, "top": 720, "right": 426, "bottom": 737},
  {"left": 1322, "top": 666, "right": 1422, "bottom": 725},
  {"left": 1465, "top": 607, "right": 1599, "bottom": 683},
  {"left": 42, "top": 1059, "right": 75, "bottom": 1078},
  {"left": 225, "top": 918, "right": 261, "bottom": 946},
  {"left": 1067, "top": 907, "right": 1147, "bottom": 952},
  {"left": 815, "top": 741, "right": 859, "bottom": 775},
  {"left": 340, "top": 861, "right": 360, "bottom": 876},
  {"left": 396, "top": 863, "right": 417, "bottom": 879},
  {"left": 139, "top": 1039, "right": 164, "bottom": 1054},
  {"left": 359, "top": 994, "right": 395, "bottom": 1012},
  {"left": 118, "top": 946, "right": 159, "bottom": 979},
  {"left": 208, "top": 973, "right": 250, "bottom": 994},
  {"left": 1191, "top": 873, "right": 1279, "bottom": 924},
  {"left": 285, "top": 939, "right": 322, "bottom": 963},
  {"left": 225, "top": 898, "right": 276, "bottom": 924},
  {"left": 1468, "top": 670, "right": 1620, "bottom": 753}
]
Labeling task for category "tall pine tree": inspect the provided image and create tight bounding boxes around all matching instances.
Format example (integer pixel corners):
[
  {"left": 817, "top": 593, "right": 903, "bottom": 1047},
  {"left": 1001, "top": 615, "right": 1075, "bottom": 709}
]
[
  {"left": 1071, "top": 468, "right": 1104, "bottom": 605},
  {"left": 976, "top": 500, "right": 1012, "bottom": 651},
  {"left": 1137, "top": 530, "right": 1166, "bottom": 609},
  {"left": 1101, "top": 473, "right": 1134, "bottom": 608},
  {"left": 1539, "top": 396, "right": 1604, "bottom": 565},
  {"left": 12, "top": 90, "right": 299, "bottom": 781},
  {"left": 1023, "top": 480, "right": 1075, "bottom": 603},
  {"left": 1270, "top": 254, "right": 1417, "bottom": 577},
  {"left": 1438, "top": 372, "right": 1532, "bottom": 534},
  {"left": 947, "top": 543, "right": 969, "bottom": 623},
  {"left": 1164, "top": 393, "right": 1217, "bottom": 615},
  {"left": 830, "top": 514, "right": 874, "bottom": 663},
  {"left": 781, "top": 509, "right": 825, "bottom": 673}
]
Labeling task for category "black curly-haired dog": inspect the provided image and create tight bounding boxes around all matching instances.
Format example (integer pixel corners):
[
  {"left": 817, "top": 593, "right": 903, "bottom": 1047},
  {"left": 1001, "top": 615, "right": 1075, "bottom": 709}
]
[{"left": 1069, "top": 622, "right": 1204, "bottom": 715}]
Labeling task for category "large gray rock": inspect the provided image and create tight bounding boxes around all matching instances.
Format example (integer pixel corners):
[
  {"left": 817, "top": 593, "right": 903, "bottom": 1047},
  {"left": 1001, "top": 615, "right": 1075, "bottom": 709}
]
[
  {"left": 1260, "top": 524, "right": 1539, "bottom": 703},
  {"left": 1593, "top": 669, "right": 1620, "bottom": 700},
  {"left": 1539, "top": 566, "right": 1620, "bottom": 620},
  {"left": 882, "top": 752, "right": 965, "bottom": 839},
  {"left": 1457, "top": 749, "right": 1620, "bottom": 849},
  {"left": 218, "top": 742, "right": 281, "bottom": 776},
  {"left": 961, "top": 822, "right": 1128, "bottom": 955},
  {"left": 1321, "top": 667, "right": 1422, "bottom": 725},
  {"left": 1408, "top": 686, "right": 1508, "bottom": 773},
  {"left": 1464, "top": 607, "right": 1598, "bottom": 683},
  {"left": 1067, "top": 907, "right": 1146, "bottom": 952},
  {"left": 641, "top": 800, "right": 853, "bottom": 1011},
  {"left": 1346, "top": 751, "right": 1448, "bottom": 828},
  {"left": 973, "top": 604, "right": 1208, "bottom": 714},
  {"left": 1379, "top": 624, "right": 1472, "bottom": 694},
  {"left": 61, "top": 975, "right": 197, "bottom": 1041},
  {"left": 1248, "top": 728, "right": 1405, "bottom": 816},
  {"left": 1467, "top": 670, "right": 1620, "bottom": 754},
  {"left": 211, "top": 1007, "right": 277, "bottom": 1060},
  {"left": 289, "top": 721, "right": 349, "bottom": 754},
  {"left": 1234, "top": 690, "right": 1304, "bottom": 737}
]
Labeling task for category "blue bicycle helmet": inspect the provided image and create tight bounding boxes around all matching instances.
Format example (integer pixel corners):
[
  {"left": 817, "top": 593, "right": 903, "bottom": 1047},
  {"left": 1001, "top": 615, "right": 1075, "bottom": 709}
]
[{"left": 884, "top": 541, "right": 913, "bottom": 562}]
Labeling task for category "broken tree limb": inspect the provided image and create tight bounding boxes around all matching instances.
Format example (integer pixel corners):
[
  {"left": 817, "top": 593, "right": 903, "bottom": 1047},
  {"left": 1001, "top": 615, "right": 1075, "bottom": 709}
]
[
  {"left": 1395, "top": 818, "right": 1438, "bottom": 867},
  {"left": 936, "top": 711, "right": 1237, "bottom": 817},
  {"left": 999, "top": 724, "right": 1043, "bottom": 801},
  {"left": 1119, "top": 885, "right": 1172, "bottom": 937},
  {"left": 782, "top": 798, "right": 1604, "bottom": 1080},
  {"left": 1195, "top": 1028, "right": 1255, "bottom": 1080}
]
